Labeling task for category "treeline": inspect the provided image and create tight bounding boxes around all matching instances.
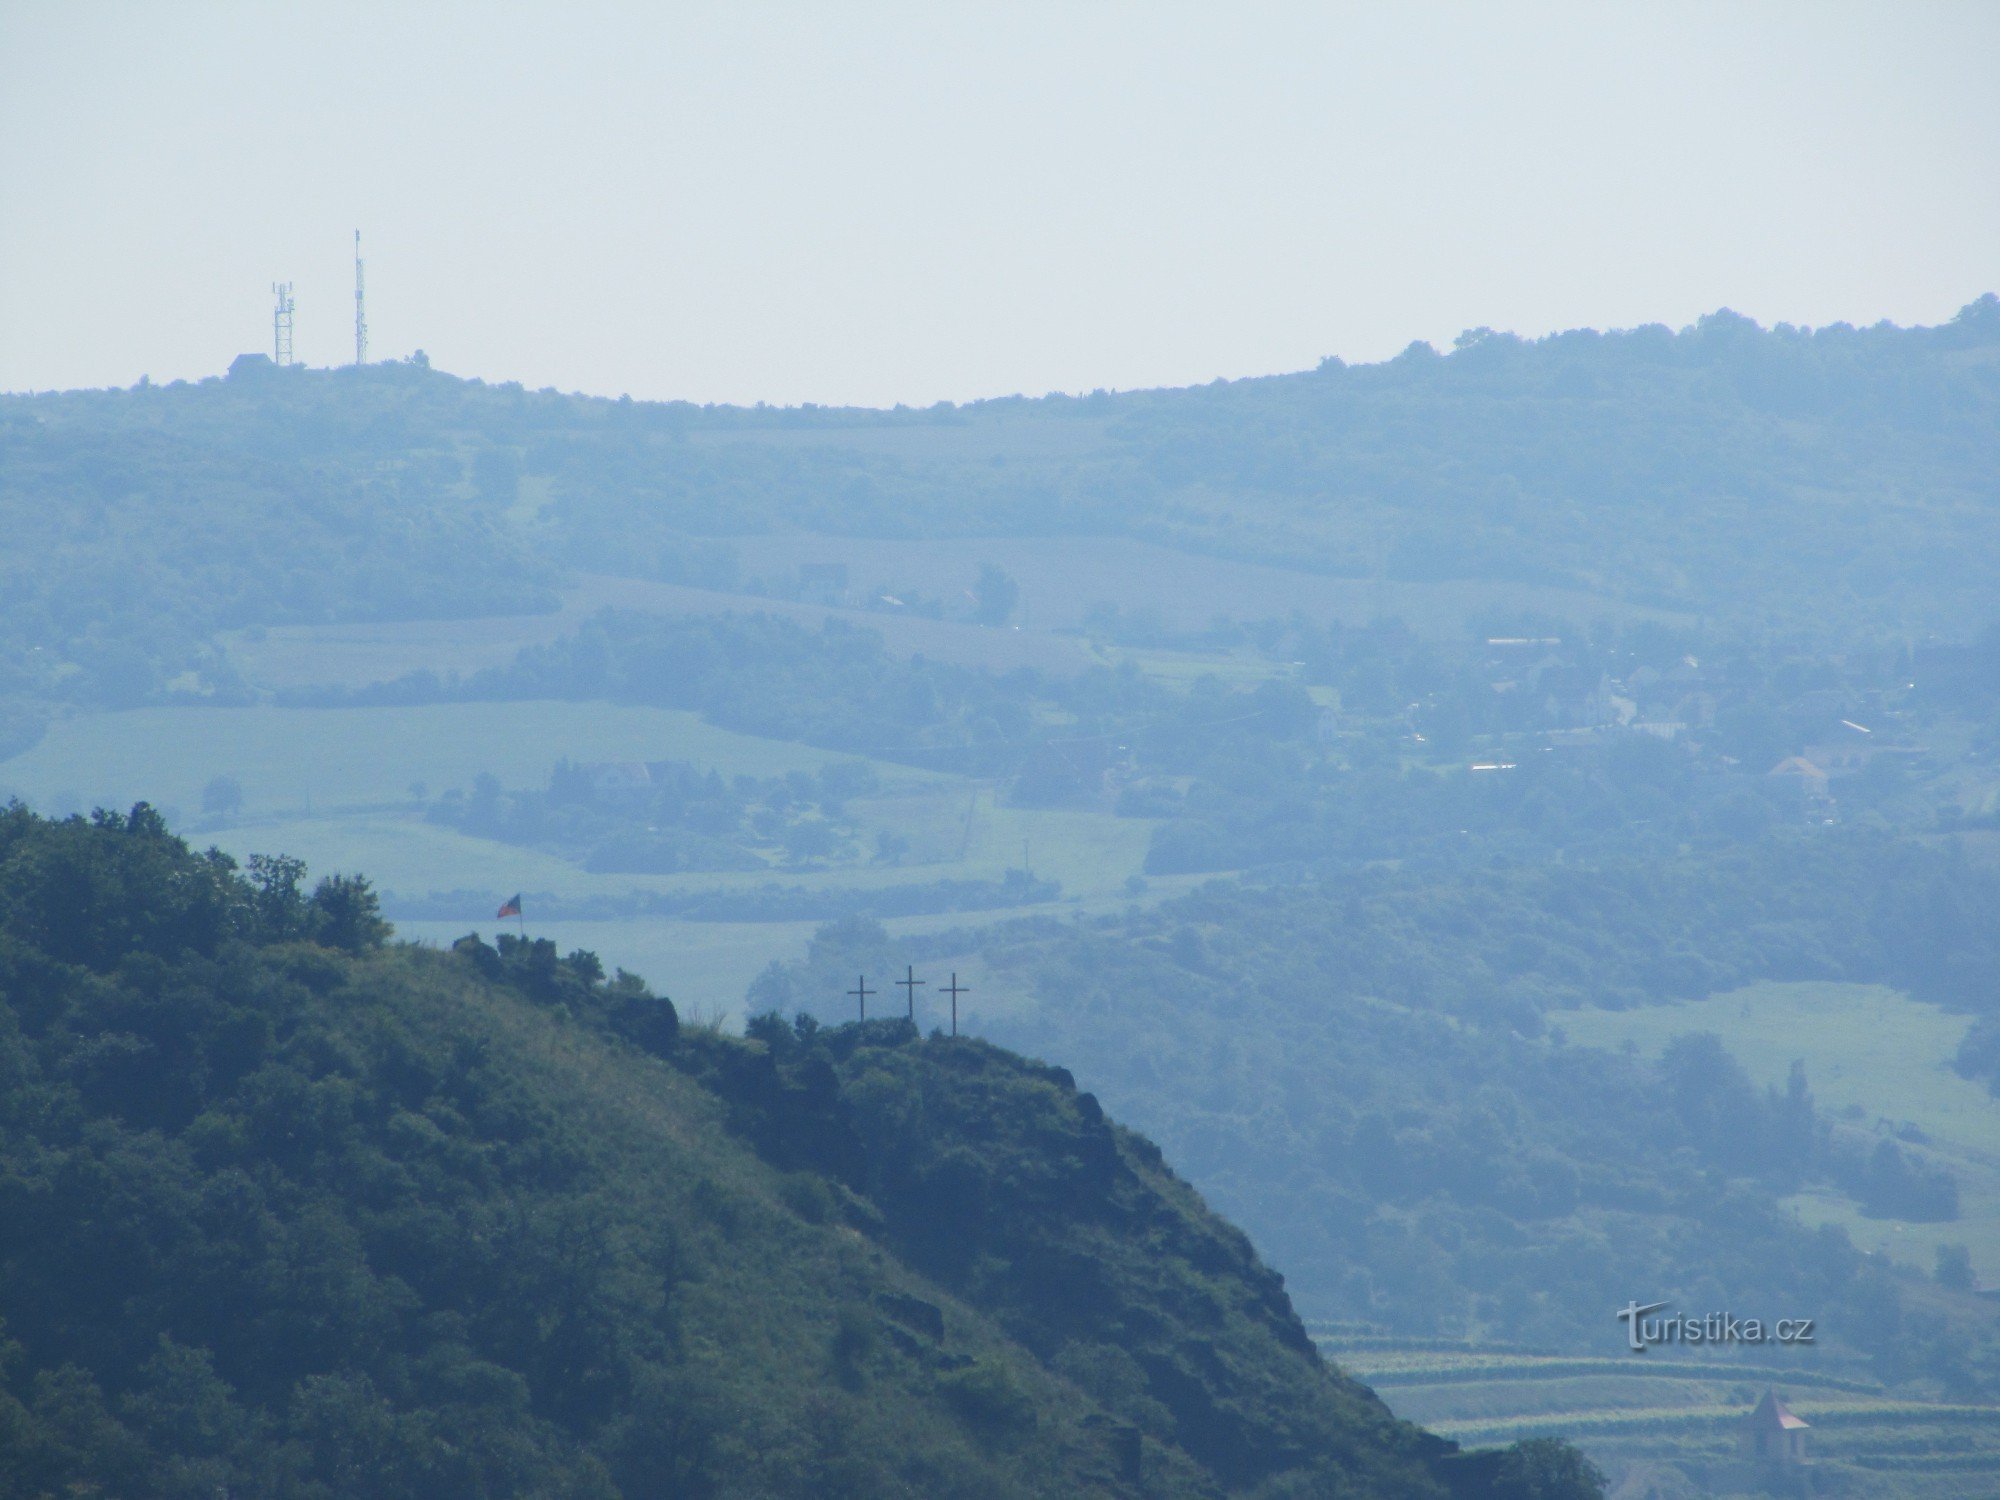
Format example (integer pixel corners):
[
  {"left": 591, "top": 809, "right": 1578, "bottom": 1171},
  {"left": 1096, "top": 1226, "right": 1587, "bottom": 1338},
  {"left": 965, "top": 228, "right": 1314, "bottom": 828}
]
[
  {"left": 425, "top": 757, "right": 885, "bottom": 873},
  {"left": 294, "top": 607, "right": 1204, "bottom": 778},
  {"left": 303, "top": 610, "right": 1051, "bottom": 770}
]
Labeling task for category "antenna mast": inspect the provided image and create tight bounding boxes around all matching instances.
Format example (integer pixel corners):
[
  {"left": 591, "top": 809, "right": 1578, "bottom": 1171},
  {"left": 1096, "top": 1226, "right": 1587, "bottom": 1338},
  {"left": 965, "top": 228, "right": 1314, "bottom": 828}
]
[
  {"left": 271, "top": 282, "right": 295, "bottom": 366},
  {"left": 353, "top": 230, "right": 368, "bottom": 365}
]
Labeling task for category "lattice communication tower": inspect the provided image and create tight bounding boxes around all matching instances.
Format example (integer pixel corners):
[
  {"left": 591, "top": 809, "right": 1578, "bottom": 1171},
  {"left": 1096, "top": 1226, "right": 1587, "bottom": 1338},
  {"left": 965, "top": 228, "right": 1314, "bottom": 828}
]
[
  {"left": 353, "top": 230, "right": 368, "bottom": 365},
  {"left": 271, "top": 282, "right": 295, "bottom": 366}
]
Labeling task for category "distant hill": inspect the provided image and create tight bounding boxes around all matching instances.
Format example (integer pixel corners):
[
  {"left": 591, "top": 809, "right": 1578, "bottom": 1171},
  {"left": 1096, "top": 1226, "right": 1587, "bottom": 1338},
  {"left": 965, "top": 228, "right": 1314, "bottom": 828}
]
[
  {"left": 2, "top": 297, "right": 1996, "bottom": 738},
  {"left": 545, "top": 298, "right": 2000, "bottom": 639},
  {"left": 0, "top": 803, "right": 1597, "bottom": 1498}
]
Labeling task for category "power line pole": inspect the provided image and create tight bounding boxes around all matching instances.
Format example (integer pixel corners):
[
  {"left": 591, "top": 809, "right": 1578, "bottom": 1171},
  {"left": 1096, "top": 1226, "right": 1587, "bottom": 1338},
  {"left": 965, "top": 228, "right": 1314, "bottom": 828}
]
[
  {"left": 353, "top": 229, "right": 368, "bottom": 365},
  {"left": 897, "top": 965, "right": 926, "bottom": 1023},
  {"left": 847, "top": 973, "right": 874, "bottom": 1023},
  {"left": 941, "top": 973, "right": 967, "bottom": 1037},
  {"left": 271, "top": 282, "right": 294, "bottom": 366}
]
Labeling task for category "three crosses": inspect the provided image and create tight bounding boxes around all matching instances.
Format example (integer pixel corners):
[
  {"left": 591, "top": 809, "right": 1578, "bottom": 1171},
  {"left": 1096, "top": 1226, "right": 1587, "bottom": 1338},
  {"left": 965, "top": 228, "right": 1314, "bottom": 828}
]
[{"left": 847, "top": 966, "right": 969, "bottom": 1036}]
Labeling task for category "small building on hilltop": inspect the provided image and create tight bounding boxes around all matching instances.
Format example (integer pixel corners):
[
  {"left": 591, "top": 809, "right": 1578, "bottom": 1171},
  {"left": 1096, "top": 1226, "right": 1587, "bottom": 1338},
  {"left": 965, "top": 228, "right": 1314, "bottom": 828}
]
[{"left": 1739, "top": 1388, "right": 1810, "bottom": 1468}]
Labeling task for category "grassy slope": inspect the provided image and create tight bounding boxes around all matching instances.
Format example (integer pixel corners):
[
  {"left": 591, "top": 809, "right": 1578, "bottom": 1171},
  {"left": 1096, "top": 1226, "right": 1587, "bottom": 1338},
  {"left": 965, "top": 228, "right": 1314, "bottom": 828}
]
[
  {"left": 700, "top": 1024, "right": 1458, "bottom": 1497},
  {"left": 345, "top": 950, "right": 1116, "bottom": 1494}
]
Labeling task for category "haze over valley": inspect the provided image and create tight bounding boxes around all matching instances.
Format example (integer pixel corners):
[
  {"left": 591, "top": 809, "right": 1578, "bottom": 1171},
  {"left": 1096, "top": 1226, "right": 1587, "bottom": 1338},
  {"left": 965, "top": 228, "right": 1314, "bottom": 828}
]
[{"left": 5, "top": 6, "right": 2000, "bottom": 1495}]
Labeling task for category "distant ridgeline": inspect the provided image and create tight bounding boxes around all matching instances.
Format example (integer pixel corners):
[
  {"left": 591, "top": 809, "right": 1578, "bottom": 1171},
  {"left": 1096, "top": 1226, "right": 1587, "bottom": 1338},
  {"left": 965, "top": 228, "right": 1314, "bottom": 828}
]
[
  {"left": 0, "top": 803, "right": 1602, "bottom": 1499},
  {"left": 2, "top": 295, "right": 1999, "bottom": 739}
]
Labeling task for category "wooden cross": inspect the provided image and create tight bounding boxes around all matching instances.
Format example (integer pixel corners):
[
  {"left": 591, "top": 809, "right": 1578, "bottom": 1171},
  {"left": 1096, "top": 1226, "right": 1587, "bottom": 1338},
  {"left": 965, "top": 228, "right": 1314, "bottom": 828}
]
[
  {"left": 897, "top": 964, "right": 926, "bottom": 1022},
  {"left": 848, "top": 973, "right": 875, "bottom": 1023},
  {"left": 941, "top": 972, "right": 967, "bottom": 1037}
]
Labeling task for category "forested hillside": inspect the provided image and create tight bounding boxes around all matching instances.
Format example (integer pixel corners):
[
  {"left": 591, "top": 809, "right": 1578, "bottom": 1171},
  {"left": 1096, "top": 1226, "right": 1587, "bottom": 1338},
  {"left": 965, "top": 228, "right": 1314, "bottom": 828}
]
[{"left": 0, "top": 804, "right": 1604, "bottom": 1499}]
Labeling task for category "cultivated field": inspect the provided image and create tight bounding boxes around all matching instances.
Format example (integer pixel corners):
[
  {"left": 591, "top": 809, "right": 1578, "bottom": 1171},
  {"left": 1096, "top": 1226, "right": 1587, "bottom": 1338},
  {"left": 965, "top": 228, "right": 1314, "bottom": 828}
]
[{"left": 1319, "top": 1334, "right": 2000, "bottom": 1498}]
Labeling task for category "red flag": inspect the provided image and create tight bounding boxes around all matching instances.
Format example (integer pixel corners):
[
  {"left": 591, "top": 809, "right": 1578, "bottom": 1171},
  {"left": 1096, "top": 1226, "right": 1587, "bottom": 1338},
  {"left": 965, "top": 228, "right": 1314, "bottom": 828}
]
[{"left": 496, "top": 894, "right": 522, "bottom": 919}]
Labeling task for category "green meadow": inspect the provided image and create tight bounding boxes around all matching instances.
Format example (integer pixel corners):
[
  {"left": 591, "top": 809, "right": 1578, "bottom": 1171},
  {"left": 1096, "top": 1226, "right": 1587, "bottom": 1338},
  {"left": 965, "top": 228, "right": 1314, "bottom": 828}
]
[
  {"left": 0, "top": 698, "right": 1169, "bottom": 1026},
  {"left": 1558, "top": 983, "right": 2000, "bottom": 1277}
]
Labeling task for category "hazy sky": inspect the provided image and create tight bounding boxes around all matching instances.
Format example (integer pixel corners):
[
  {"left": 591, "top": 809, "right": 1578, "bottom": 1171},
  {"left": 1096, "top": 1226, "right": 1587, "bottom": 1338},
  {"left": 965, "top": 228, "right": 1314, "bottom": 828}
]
[{"left": 3, "top": 2, "right": 1996, "bottom": 406}]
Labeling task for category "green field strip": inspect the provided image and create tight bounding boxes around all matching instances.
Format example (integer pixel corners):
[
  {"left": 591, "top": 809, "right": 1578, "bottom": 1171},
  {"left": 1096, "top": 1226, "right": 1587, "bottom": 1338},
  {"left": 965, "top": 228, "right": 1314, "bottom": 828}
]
[
  {"left": 1339, "top": 1355, "right": 1885, "bottom": 1395},
  {"left": 1383, "top": 1378, "right": 1733, "bottom": 1427},
  {"left": 1839, "top": 1430, "right": 2000, "bottom": 1458},
  {"left": 1427, "top": 1403, "right": 1749, "bottom": 1444},
  {"left": 1567, "top": 1443, "right": 1740, "bottom": 1472},
  {"left": 1325, "top": 1355, "right": 1607, "bottom": 1380},
  {"left": 1808, "top": 1404, "right": 2000, "bottom": 1429},
  {"left": 1309, "top": 1333, "right": 1540, "bottom": 1354},
  {"left": 1851, "top": 1452, "right": 2000, "bottom": 1473},
  {"left": 1428, "top": 1400, "right": 2000, "bottom": 1446}
]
